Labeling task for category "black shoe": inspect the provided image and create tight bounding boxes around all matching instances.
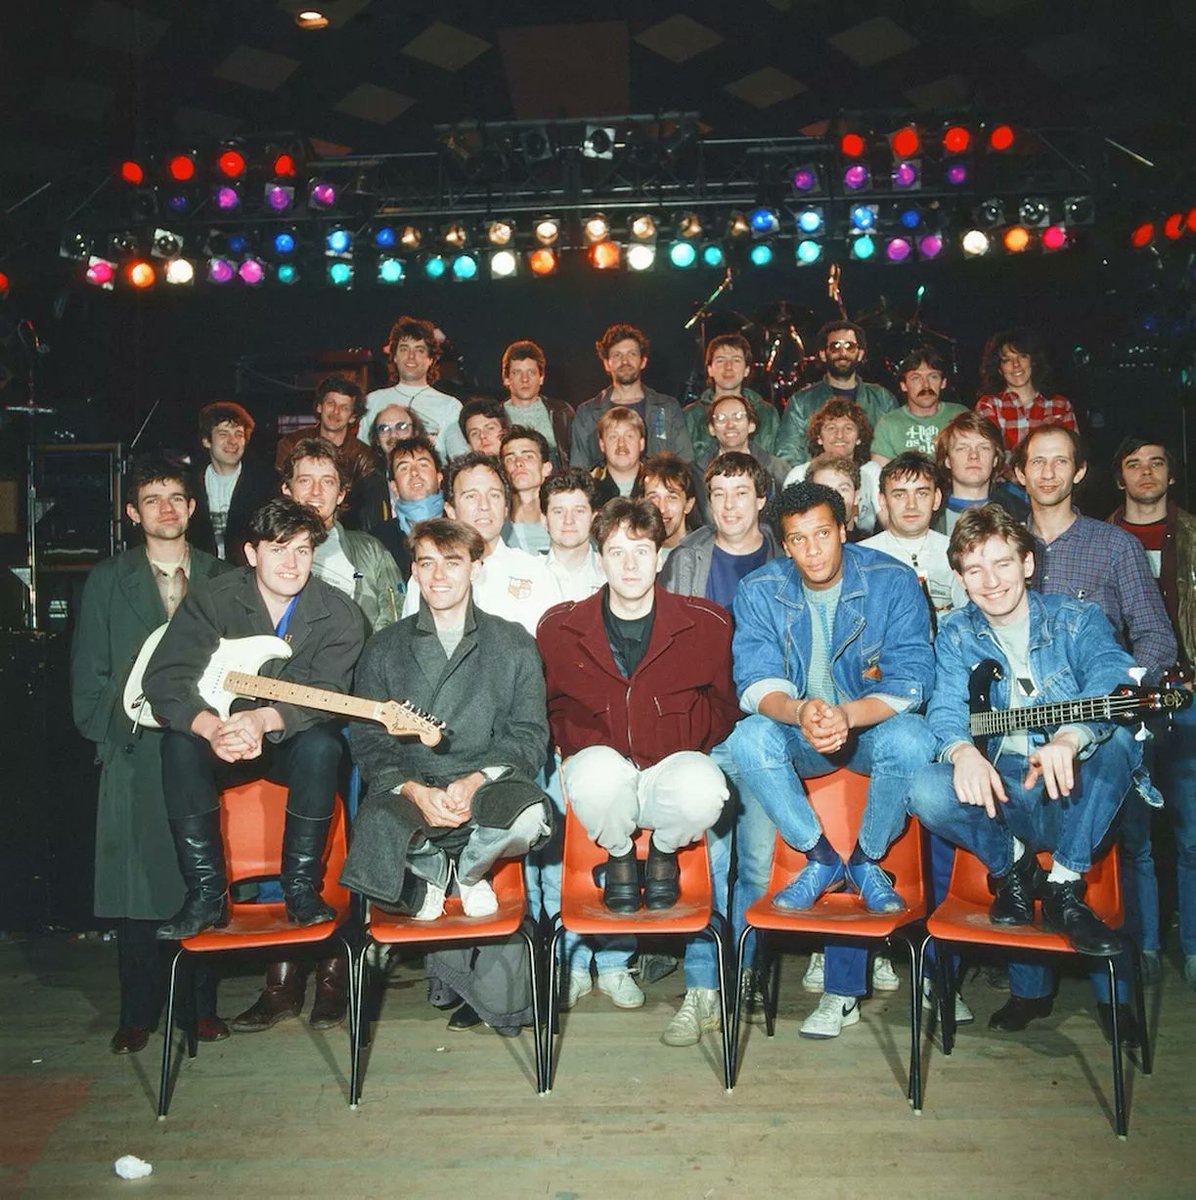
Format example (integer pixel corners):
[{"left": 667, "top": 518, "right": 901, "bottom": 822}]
[
  {"left": 988, "top": 995, "right": 1053, "bottom": 1032},
  {"left": 281, "top": 812, "right": 336, "bottom": 926},
  {"left": 157, "top": 811, "right": 230, "bottom": 940},
  {"left": 1039, "top": 879, "right": 1122, "bottom": 956},
  {"left": 602, "top": 849, "right": 642, "bottom": 914},
  {"left": 643, "top": 840, "right": 680, "bottom": 910},
  {"left": 447, "top": 1003, "right": 483, "bottom": 1031},
  {"left": 988, "top": 852, "right": 1043, "bottom": 926},
  {"left": 1096, "top": 1002, "right": 1141, "bottom": 1049}
]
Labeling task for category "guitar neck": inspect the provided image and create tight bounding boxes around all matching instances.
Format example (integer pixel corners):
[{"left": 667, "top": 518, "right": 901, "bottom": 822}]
[
  {"left": 225, "top": 671, "right": 384, "bottom": 725},
  {"left": 970, "top": 695, "right": 1117, "bottom": 737}
]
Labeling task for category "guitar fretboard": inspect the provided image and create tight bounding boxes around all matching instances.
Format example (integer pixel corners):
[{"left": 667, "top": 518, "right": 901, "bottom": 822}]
[
  {"left": 225, "top": 671, "right": 382, "bottom": 721},
  {"left": 970, "top": 694, "right": 1157, "bottom": 736}
]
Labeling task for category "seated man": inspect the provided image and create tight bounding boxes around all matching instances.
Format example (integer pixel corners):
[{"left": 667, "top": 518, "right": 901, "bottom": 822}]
[
  {"left": 727, "top": 481, "right": 935, "bottom": 1038},
  {"left": 460, "top": 398, "right": 509, "bottom": 458},
  {"left": 370, "top": 436, "right": 445, "bottom": 580},
  {"left": 637, "top": 451, "right": 698, "bottom": 559},
  {"left": 351, "top": 403, "right": 423, "bottom": 530},
  {"left": 342, "top": 518, "right": 553, "bottom": 1034},
  {"left": 538, "top": 498, "right": 740, "bottom": 930},
  {"left": 701, "top": 394, "right": 789, "bottom": 493},
  {"left": 501, "top": 425, "right": 554, "bottom": 555},
  {"left": 143, "top": 498, "right": 366, "bottom": 939},
  {"left": 932, "top": 411, "right": 1028, "bottom": 534},
  {"left": 909, "top": 505, "right": 1148, "bottom": 972},
  {"left": 591, "top": 406, "right": 646, "bottom": 506}
]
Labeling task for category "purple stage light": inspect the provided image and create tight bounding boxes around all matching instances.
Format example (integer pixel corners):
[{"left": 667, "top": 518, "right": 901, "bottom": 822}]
[
  {"left": 167, "top": 194, "right": 190, "bottom": 214},
  {"left": 208, "top": 258, "right": 234, "bottom": 284},
  {"left": 843, "top": 164, "right": 870, "bottom": 191},
  {"left": 946, "top": 163, "right": 969, "bottom": 186},
  {"left": 918, "top": 233, "right": 944, "bottom": 259},
  {"left": 885, "top": 238, "right": 913, "bottom": 262},
  {"left": 238, "top": 259, "right": 264, "bottom": 284},
  {"left": 266, "top": 186, "right": 292, "bottom": 212},
  {"left": 893, "top": 162, "right": 919, "bottom": 189},
  {"left": 215, "top": 186, "right": 240, "bottom": 211},
  {"left": 310, "top": 181, "right": 337, "bottom": 208},
  {"left": 792, "top": 167, "right": 817, "bottom": 193}
]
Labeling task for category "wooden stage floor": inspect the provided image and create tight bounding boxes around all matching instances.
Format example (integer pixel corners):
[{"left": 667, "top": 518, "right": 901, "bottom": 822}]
[{"left": 2, "top": 935, "right": 1193, "bottom": 1198}]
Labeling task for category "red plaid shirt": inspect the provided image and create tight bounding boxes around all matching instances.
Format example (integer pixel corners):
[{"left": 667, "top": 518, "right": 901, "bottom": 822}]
[{"left": 974, "top": 391, "right": 1077, "bottom": 453}]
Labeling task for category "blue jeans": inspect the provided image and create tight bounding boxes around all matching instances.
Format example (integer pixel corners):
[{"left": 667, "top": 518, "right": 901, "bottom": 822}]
[
  {"left": 725, "top": 712, "right": 936, "bottom": 998},
  {"left": 524, "top": 758, "right": 634, "bottom": 976},
  {"left": 1121, "top": 701, "right": 1196, "bottom": 957},
  {"left": 909, "top": 728, "right": 1135, "bottom": 1002}
]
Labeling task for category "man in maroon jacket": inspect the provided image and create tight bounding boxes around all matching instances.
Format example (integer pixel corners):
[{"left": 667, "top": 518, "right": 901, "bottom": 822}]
[{"left": 537, "top": 497, "right": 740, "bottom": 914}]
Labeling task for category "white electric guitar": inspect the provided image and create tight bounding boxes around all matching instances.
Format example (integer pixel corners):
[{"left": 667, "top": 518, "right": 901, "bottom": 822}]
[{"left": 123, "top": 624, "right": 444, "bottom": 745}]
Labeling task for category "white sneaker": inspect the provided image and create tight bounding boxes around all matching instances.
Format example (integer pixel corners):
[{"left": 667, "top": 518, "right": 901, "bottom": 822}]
[
  {"left": 799, "top": 992, "right": 860, "bottom": 1039},
  {"left": 411, "top": 880, "right": 447, "bottom": 921},
  {"left": 921, "top": 978, "right": 975, "bottom": 1025},
  {"left": 458, "top": 877, "right": 499, "bottom": 918},
  {"left": 596, "top": 969, "right": 646, "bottom": 1009},
  {"left": 801, "top": 951, "right": 825, "bottom": 993},
  {"left": 661, "top": 987, "right": 721, "bottom": 1046},
  {"left": 872, "top": 955, "right": 900, "bottom": 992},
  {"left": 561, "top": 969, "right": 594, "bottom": 1010}
]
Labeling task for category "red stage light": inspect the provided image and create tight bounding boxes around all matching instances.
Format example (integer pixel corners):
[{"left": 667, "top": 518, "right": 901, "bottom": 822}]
[
  {"left": 168, "top": 155, "right": 196, "bottom": 182},
  {"left": 127, "top": 260, "right": 156, "bottom": 288},
  {"left": 0, "top": 271, "right": 9, "bottom": 297},
  {"left": 273, "top": 154, "right": 297, "bottom": 178},
  {"left": 1130, "top": 222, "right": 1155, "bottom": 248},
  {"left": 891, "top": 127, "right": 920, "bottom": 159},
  {"left": 839, "top": 133, "right": 866, "bottom": 158},
  {"left": 218, "top": 150, "right": 246, "bottom": 178},
  {"left": 119, "top": 160, "right": 144, "bottom": 185},
  {"left": 528, "top": 248, "right": 557, "bottom": 275},
  {"left": 1041, "top": 225, "right": 1067, "bottom": 251},
  {"left": 988, "top": 125, "right": 1015, "bottom": 152},
  {"left": 1187, "top": 207, "right": 1196, "bottom": 233},
  {"left": 943, "top": 126, "right": 971, "bottom": 154},
  {"left": 1163, "top": 212, "right": 1184, "bottom": 240},
  {"left": 588, "top": 241, "right": 620, "bottom": 270}
]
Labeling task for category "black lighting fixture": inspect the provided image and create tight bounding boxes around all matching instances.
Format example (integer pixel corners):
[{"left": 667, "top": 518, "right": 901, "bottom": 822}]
[{"left": 583, "top": 125, "right": 616, "bottom": 160}]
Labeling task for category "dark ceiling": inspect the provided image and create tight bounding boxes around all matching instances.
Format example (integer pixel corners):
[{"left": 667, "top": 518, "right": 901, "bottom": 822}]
[{"left": 1, "top": 0, "right": 1194, "bottom": 256}]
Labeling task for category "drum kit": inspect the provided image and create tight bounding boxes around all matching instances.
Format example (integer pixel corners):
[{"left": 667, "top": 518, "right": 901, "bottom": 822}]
[{"left": 680, "top": 268, "right": 958, "bottom": 407}]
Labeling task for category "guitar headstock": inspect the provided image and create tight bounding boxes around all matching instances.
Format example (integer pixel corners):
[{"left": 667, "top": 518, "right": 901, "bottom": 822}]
[{"left": 376, "top": 700, "right": 446, "bottom": 745}]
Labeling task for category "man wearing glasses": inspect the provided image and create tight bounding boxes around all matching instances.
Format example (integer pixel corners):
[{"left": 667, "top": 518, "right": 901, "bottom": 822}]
[
  {"left": 684, "top": 333, "right": 781, "bottom": 465},
  {"left": 776, "top": 321, "right": 898, "bottom": 467},
  {"left": 353, "top": 404, "right": 422, "bottom": 530},
  {"left": 704, "top": 394, "right": 789, "bottom": 493},
  {"left": 571, "top": 324, "right": 694, "bottom": 469}
]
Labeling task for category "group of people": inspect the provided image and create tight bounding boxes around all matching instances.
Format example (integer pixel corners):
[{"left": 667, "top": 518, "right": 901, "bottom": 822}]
[{"left": 71, "top": 310, "right": 1194, "bottom": 1061}]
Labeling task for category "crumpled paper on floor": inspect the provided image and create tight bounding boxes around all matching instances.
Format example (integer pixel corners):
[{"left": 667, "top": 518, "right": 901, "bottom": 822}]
[{"left": 114, "top": 1155, "right": 153, "bottom": 1179}]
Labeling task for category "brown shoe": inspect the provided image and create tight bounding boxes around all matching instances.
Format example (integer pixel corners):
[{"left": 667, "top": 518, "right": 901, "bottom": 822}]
[
  {"left": 230, "top": 961, "right": 305, "bottom": 1033},
  {"left": 196, "top": 1016, "right": 231, "bottom": 1042},
  {"left": 110, "top": 1025, "right": 152, "bottom": 1054},
  {"left": 309, "top": 957, "right": 348, "bottom": 1030}
]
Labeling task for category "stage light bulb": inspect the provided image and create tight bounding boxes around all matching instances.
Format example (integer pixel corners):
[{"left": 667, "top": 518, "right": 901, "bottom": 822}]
[
  {"left": 423, "top": 255, "right": 446, "bottom": 280},
  {"left": 891, "top": 127, "right": 920, "bottom": 159},
  {"left": 215, "top": 186, "right": 240, "bottom": 211},
  {"left": 851, "top": 236, "right": 876, "bottom": 261},
  {"left": 444, "top": 223, "right": 467, "bottom": 249},
  {"left": 378, "top": 257, "right": 404, "bottom": 284},
  {"left": 400, "top": 226, "right": 422, "bottom": 251},
  {"left": 1003, "top": 226, "right": 1032, "bottom": 253},
  {"left": 277, "top": 264, "right": 298, "bottom": 284},
  {"left": 127, "top": 260, "right": 155, "bottom": 288},
  {"left": 961, "top": 229, "right": 991, "bottom": 257},
  {"left": 119, "top": 160, "right": 144, "bottom": 185},
  {"left": 489, "top": 249, "right": 518, "bottom": 278},
  {"left": 945, "top": 163, "right": 969, "bottom": 186},
  {"left": 892, "top": 161, "right": 919, "bottom": 189},
  {"left": 796, "top": 240, "right": 822, "bottom": 265},
  {"left": 899, "top": 208, "right": 921, "bottom": 230},
  {"left": 208, "top": 258, "right": 235, "bottom": 284},
  {"left": 486, "top": 220, "right": 513, "bottom": 246},
  {"left": 885, "top": 238, "right": 912, "bottom": 263},
  {"left": 168, "top": 155, "right": 195, "bottom": 182},
  {"left": 274, "top": 232, "right": 296, "bottom": 255},
  {"left": 589, "top": 241, "right": 620, "bottom": 270},
  {"left": 328, "top": 261, "right": 353, "bottom": 286},
  {"left": 451, "top": 253, "right": 478, "bottom": 280},
  {"left": 374, "top": 226, "right": 397, "bottom": 249},
  {"left": 749, "top": 208, "right": 779, "bottom": 235},
  {"left": 218, "top": 150, "right": 245, "bottom": 178},
  {"left": 989, "top": 125, "right": 1015, "bottom": 152},
  {"left": 749, "top": 243, "right": 774, "bottom": 267},
  {"left": 668, "top": 241, "right": 696, "bottom": 268},
  {"left": 1042, "top": 225, "right": 1067, "bottom": 251},
  {"left": 309, "top": 181, "right": 337, "bottom": 209},
  {"left": 238, "top": 258, "right": 265, "bottom": 285},
  {"left": 727, "top": 213, "right": 750, "bottom": 239},
  {"left": 677, "top": 212, "right": 702, "bottom": 239},
  {"left": 528, "top": 248, "right": 557, "bottom": 275},
  {"left": 584, "top": 215, "right": 610, "bottom": 243},
  {"left": 843, "top": 164, "right": 870, "bottom": 192},
  {"left": 86, "top": 258, "right": 116, "bottom": 287},
  {"left": 164, "top": 258, "right": 194, "bottom": 285},
  {"left": 943, "top": 126, "right": 972, "bottom": 154},
  {"left": 627, "top": 244, "right": 656, "bottom": 271},
  {"left": 840, "top": 133, "right": 866, "bottom": 158},
  {"left": 534, "top": 218, "right": 560, "bottom": 245},
  {"left": 797, "top": 209, "right": 823, "bottom": 234},
  {"left": 1130, "top": 222, "right": 1154, "bottom": 248},
  {"left": 918, "top": 233, "right": 944, "bottom": 259},
  {"left": 273, "top": 154, "right": 297, "bottom": 178},
  {"left": 701, "top": 243, "right": 725, "bottom": 268},
  {"left": 630, "top": 214, "right": 657, "bottom": 241},
  {"left": 265, "top": 185, "right": 293, "bottom": 212},
  {"left": 850, "top": 206, "right": 875, "bottom": 231},
  {"left": 792, "top": 166, "right": 818, "bottom": 193},
  {"left": 326, "top": 229, "right": 351, "bottom": 255}
]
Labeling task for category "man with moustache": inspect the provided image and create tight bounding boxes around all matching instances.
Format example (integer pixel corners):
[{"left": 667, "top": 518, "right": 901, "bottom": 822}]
[{"left": 870, "top": 347, "right": 966, "bottom": 465}]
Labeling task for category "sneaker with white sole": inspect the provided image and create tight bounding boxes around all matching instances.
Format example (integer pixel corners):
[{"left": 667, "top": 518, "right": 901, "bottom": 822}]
[
  {"left": 801, "top": 951, "right": 825, "bottom": 992},
  {"left": 872, "top": 955, "right": 900, "bottom": 992},
  {"left": 561, "top": 969, "right": 594, "bottom": 1010},
  {"left": 458, "top": 877, "right": 499, "bottom": 918},
  {"left": 411, "top": 880, "right": 447, "bottom": 921},
  {"left": 661, "top": 987, "right": 721, "bottom": 1046},
  {"left": 921, "top": 978, "right": 975, "bottom": 1025},
  {"left": 799, "top": 992, "right": 860, "bottom": 1039},
  {"left": 596, "top": 969, "right": 646, "bottom": 1009}
]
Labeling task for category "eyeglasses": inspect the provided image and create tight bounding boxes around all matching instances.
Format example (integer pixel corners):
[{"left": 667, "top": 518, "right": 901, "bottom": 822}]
[
  {"left": 711, "top": 411, "right": 749, "bottom": 425},
  {"left": 376, "top": 421, "right": 413, "bottom": 434},
  {"left": 827, "top": 339, "right": 860, "bottom": 352}
]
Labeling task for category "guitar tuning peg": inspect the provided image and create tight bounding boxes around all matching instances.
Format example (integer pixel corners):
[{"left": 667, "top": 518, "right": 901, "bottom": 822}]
[{"left": 1127, "top": 666, "right": 1146, "bottom": 686}]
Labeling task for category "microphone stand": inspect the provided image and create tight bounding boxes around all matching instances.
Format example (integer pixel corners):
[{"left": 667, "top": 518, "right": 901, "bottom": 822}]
[{"left": 682, "top": 268, "right": 735, "bottom": 404}]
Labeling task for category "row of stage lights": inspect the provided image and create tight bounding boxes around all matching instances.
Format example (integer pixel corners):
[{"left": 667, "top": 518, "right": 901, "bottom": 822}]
[{"left": 1129, "top": 207, "right": 1196, "bottom": 248}]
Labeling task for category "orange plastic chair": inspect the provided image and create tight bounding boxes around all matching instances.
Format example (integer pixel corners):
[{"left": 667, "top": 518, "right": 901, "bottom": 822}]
[
  {"left": 546, "top": 805, "right": 732, "bottom": 1092},
  {"left": 350, "top": 857, "right": 542, "bottom": 1102},
  {"left": 732, "top": 769, "right": 927, "bottom": 1108},
  {"left": 925, "top": 843, "right": 1151, "bottom": 1137},
  {"left": 158, "top": 780, "right": 353, "bottom": 1117}
]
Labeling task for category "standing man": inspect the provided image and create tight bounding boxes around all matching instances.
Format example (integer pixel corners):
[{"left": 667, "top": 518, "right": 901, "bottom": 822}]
[
  {"left": 775, "top": 321, "right": 898, "bottom": 467},
  {"left": 684, "top": 333, "right": 780, "bottom": 463},
  {"left": 460, "top": 399, "right": 510, "bottom": 457},
  {"left": 189, "top": 402, "right": 275, "bottom": 565},
  {"left": 638, "top": 452, "right": 698, "bottom": 559},
  {"left": 500, "top": 425, "right": 554, "bottom": 555},
  {"left": 537, "top": 495, "right": 739, "bottom": 920},
  {"left": 1108, "top": 437, "right": 1196, "bottom": 989},
  {"left": 281, "top": 439, "right": 403, "bottom": 634},
  {"left": 400, "top": 452, "right": 555, "bottom": 635},
  {"left": 727, "top": 481, "right": 935, "bottom": 1039},
  {"left": 275, "top": 377, "right": 376, "bottom": 506},
  {"left": 501, "top": 339, "right": 574, "bottom": 465},
  {"left": 571, "top": 324, "right": 693, "bottom": 468},
  {"left": 361, "top": 317, "right": 468, "bottom": 460},
  {"left": 701, "top": 394, "right": 789, "bottom": 492},
  {"left": 870, "top": 346, "right": 967, "bottom": 465},
  {"left": 591, "top": 407, "right": 647, "bottom": 506},
  {"left": 932, "top": 412, "right": 1029, "bottom": 535},
  {"left": 862, "top": 452, "right": 967, "bottom": 623},
  {"left": 72, "top": 456, "right": 230, "bottom": 1053},
  {"left": 342, "top": 518, "right": 554, "bottom": 1035},
  {"left": 143, "top": 498, "right": 366, "bottom": 941},
  {"left": 988, "top": 424, "right": 1176, "bottom": 1040}
]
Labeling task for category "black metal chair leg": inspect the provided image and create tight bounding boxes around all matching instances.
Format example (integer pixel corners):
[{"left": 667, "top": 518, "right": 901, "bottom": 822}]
[
  {"left": 157, "top": 948, "right": 183, "bottom": 1119},
  {"left": 1132, "top": 947, "right": 1153, "bottom": 1076},
  {"left": 708, "top": 917, "right": 733, "bottom": 1093},
  {"left": 545, "top": 924, "right": 563, "bottom": 1093},
  {"left": 765, "top": 936, "right": 781, "bottom": 1038},
  {"left": 1107, "top": 957, "right": 1128, "bottom": 1138},
  {"left": 904, "top": 935, "right": 923, "bottom": 1112},
  {"left": 732, "top": 925, "right": 753, "bottom": 1081},
  {"left": 349, "top": 942, "right": 368, "bottom": 1107},
  {"left": 935, "top": 940, "right": 956, "bottom": 1056},
  {"left": 520, "top": 920, "right": 546, "bottom": 1094}
]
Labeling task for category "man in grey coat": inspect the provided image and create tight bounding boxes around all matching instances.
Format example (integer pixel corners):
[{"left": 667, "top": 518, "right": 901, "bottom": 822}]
[{"left": 71, "top": 455, "right": 230, "bottom": 1054}]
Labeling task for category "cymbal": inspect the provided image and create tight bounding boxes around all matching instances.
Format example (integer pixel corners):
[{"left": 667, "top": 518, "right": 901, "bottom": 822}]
[{"left": 753, "top": 301, "right": 816, "bottom": 330}]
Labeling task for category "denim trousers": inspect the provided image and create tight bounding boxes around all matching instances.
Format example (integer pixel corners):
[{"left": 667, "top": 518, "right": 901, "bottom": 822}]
[{"left": 909, "top": 728, "right": 1135, "bottom": 1002}]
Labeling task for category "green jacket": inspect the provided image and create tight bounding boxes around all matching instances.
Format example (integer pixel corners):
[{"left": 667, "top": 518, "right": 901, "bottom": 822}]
[
  {"left": 775, "top": 378, "right": 899, "bottom": 466},
  {"left": 684, "top": 386, "right": 781, "bottom": 461},
  {"left": 338, "top": 523, "right": 404, "bottom": 634}
]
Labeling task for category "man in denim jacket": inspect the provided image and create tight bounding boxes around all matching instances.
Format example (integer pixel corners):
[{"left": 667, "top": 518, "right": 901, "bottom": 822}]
[
  {"left": 727, "top": 480, "right": 936, "bottom": 1039},
  {"left": 909, "top": 506, "right": 1149, "bottom": 995}
]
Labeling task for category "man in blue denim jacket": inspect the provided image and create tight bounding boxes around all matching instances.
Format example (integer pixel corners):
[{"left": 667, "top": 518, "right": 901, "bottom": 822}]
[
  {"left": 909, "top": 507, "right": 1148, "bottom": 1013},
  {"left": 727, "top": 480, "right": 936, "bottom": 1039}
]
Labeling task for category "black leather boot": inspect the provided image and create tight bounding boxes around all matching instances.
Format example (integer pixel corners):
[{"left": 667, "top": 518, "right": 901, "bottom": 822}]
[
  {"left": 309, "top": 956, "right": 348, "bottom": 1030},
  {"left": 157, "top": 810, "right": 230, "bottom": 940},
  {"left": 230, "top": 961, "right": 306, "bottom": 1032},
  {"left": 987, "top": 851, "right": 1044, "bottom": 926},
  {"left": 280, "top": 812, "right": 336, "bottom": 926},
  {"left": 643, "top": 838, "right": 680, "bottom": 910}
]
